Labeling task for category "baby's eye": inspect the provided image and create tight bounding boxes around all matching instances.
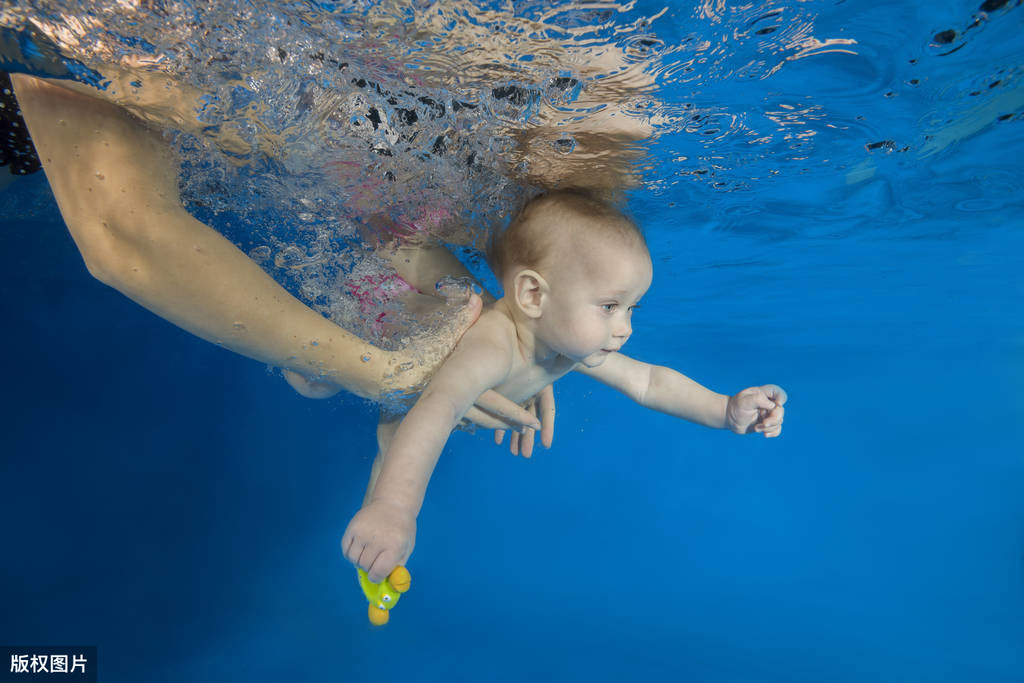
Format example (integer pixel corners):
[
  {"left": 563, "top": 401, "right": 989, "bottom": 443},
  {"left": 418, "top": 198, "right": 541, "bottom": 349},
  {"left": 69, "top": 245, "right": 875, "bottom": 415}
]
[{"left": 601, "top": 303, "right": 617, "bottom": 312}]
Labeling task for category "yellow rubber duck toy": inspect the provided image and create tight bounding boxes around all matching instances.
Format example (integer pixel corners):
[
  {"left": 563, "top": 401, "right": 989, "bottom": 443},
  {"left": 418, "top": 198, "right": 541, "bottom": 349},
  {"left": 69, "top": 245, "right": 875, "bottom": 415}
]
[{"left": 357, "top": 566, "right": 412, "bottom": 625}]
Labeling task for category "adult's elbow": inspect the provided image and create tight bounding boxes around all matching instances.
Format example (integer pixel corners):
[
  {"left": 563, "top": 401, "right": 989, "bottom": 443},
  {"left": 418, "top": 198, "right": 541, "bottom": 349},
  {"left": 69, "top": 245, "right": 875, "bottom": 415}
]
[
  {"left": 79, "top": 249, "right": 120, "bottom": 288},
  {"left": 70, "top": 218, "right": 142, "bottom": 293}
]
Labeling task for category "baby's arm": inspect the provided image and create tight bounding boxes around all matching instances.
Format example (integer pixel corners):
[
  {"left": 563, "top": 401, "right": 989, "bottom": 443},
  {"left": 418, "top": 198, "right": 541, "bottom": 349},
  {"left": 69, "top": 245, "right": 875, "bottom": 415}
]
[
  {"left": 342, "top": 320, "right": 516, "bottom": 582},
  {"left": 579, "top": 354, "right": 786, "bottom": 437}
]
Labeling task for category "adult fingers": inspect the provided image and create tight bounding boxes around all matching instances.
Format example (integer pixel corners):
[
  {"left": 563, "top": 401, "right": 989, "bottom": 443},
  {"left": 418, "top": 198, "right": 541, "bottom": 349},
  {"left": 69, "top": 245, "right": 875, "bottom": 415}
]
[
  {"left": 517, "top": 398, "right": 538, "bottom": 457},
  {"left": 519, "top": 428, "right": 535, "bottom": 458},
  {"left": 397, "top": 293, "right": 483, "bottom": 393},
  {"left": 537, "top": 385, "right": 556, "bottom": 449},
  {"left": 474, "top": 390, "right": 541, "bottom": 431},
  {"left": 435, "top": 277, "right": 477, "bottom": 303},
  {"left": 494, "top": 429, "right": 506, "bottom": 445},
  {"left": 444, "top": 292, "right": 482, "bottom": 343},
  {"left": 463, "top": 405, "right": 513, "bottom": 430}
]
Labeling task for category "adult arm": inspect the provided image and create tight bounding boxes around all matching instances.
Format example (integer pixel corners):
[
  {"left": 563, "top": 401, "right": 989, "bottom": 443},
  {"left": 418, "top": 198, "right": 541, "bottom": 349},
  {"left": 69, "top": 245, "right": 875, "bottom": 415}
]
[
  {"left": 11, "top": 74, "right": 537, "bottom": 424},
  {"left": 13, "top": 74, "right": 418, "bottom": 398}
]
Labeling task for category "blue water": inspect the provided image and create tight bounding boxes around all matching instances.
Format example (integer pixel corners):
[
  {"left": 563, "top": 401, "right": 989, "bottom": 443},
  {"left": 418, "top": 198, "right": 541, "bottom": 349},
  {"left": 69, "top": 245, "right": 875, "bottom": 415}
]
[{"left": 2, "top": 0, "right": 1024, "bottom": 681}]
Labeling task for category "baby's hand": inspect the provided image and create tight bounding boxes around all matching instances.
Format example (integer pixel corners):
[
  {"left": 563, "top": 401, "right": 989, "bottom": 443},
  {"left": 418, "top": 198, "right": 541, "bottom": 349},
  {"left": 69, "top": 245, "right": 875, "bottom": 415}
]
[
  {"left": 725, "top": 385, "right": 787, "bottom": 438},
  {"left": 342, "top": 500, "right": 416, "bottom": 583}
]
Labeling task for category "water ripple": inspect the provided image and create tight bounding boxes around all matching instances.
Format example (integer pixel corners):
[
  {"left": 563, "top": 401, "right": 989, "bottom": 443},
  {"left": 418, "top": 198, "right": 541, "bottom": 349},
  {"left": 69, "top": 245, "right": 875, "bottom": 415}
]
[{"left": 2, "top": 0, "right": 1022, "bottom": 256}]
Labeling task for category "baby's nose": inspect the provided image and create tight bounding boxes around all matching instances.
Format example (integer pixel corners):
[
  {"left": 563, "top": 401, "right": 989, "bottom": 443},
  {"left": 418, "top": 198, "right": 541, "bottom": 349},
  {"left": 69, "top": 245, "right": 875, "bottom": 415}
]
[{"left": 614, "top": 318, "right": 632, "bottom": 338}]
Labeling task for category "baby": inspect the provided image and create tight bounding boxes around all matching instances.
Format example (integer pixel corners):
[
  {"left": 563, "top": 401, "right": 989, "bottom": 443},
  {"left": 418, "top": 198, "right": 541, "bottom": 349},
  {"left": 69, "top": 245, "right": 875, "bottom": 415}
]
[{"left": 343, "top": 190, "right": 787, "bottom": 582}]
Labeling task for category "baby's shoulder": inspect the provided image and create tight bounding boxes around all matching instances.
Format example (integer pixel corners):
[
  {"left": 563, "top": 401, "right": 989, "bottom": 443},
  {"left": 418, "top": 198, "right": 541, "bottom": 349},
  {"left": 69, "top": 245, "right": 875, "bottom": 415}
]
[{"left": 459, "top": 305, "right": 518, "bottom": 354}]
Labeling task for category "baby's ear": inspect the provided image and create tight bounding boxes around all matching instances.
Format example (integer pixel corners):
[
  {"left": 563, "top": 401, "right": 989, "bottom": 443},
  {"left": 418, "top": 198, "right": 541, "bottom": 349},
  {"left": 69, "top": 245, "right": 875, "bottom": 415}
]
[{"left": 511, "top": 269, "right": 549, "bottom": 319}]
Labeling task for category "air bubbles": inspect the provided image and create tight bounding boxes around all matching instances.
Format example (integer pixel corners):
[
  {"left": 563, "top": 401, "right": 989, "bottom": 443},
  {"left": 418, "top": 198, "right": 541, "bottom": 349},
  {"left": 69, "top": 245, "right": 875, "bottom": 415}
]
[
  {"left": 622, "top": 36, "right": 666, "bottom": 63},
  {"left": 272, "top": 245, "right": 330, "bottom": 271},
  {"left": 955, "top": 197, "right": 1001, "bottom": 212},
  {"left": 552, "top": 137, "right": 577, "bottom": 154},
  {"left": 274, "top": 245, "right": 307, "bottom": 269},
  {"left": 249, "top": 246, "right": 272, "bottom": 263}
]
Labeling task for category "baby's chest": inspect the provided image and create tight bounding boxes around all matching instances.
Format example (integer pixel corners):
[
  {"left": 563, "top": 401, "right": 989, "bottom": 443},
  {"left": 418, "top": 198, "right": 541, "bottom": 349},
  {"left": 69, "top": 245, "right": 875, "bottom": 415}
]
[{"left": 492, "top": 360, "right": 572, "bottom": 404}]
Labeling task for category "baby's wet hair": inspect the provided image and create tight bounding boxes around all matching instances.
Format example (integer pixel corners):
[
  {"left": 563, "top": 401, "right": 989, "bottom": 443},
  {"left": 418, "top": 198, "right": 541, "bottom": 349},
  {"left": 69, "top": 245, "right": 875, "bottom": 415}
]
[{"left": 488, "top": 188, "right": 645, "bottom": 280}]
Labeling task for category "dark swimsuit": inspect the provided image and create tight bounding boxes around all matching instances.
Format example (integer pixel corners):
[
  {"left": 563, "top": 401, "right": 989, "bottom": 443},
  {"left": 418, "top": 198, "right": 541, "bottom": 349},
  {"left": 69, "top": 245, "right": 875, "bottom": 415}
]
[{"left": 1, "top": 71, "right": 42, "bottom": 176}]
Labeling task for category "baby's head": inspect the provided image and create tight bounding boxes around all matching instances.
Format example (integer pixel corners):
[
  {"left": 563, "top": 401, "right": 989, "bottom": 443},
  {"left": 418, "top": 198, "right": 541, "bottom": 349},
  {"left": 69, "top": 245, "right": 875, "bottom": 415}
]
[
  {"left": 490, "top": 190, "right": 646, "bottom": 282},
  {"left": 489, "top": 190, "right": 652, "bottom": 367}
]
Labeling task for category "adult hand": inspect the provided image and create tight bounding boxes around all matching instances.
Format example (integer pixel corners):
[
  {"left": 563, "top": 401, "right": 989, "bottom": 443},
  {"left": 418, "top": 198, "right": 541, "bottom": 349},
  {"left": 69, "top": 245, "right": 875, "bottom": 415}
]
[
  {"left": 490, "top": 385, "right": 556, "bottom": 458},
  {"left": 282, "top": 294, "right": 552, "bottom": 436}
]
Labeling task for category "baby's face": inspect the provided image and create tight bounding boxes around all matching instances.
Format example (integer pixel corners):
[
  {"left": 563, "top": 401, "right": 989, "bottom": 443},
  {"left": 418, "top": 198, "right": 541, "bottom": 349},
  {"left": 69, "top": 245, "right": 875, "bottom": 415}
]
[{"left": 537, "top": 236, "right": 652, "bottom": 368}]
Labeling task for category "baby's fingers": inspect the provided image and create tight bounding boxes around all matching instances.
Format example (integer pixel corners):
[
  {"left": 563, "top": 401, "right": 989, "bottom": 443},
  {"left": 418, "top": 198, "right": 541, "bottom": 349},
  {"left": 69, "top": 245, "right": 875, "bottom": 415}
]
[
  {"left": 366, "top": 549, "right": 402, "bottom": 584},
  {"left": 761, "top": 384, "right": 788, "bottom": 407},
  {"left": 341, "top": 529, "right": 365, "bottom": 568},
  {"left": 746, "top": 387, "right": 778, "bottom": 413},
  {"left": 759, "top": 405, "right": 785, "bottom": 437}
]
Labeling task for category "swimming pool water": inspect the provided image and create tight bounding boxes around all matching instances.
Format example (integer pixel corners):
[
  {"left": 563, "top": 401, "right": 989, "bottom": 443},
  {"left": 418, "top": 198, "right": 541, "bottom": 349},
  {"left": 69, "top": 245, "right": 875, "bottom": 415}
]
[{"left": 1, "top": 0, "right": 1023, "bottom": 681}]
